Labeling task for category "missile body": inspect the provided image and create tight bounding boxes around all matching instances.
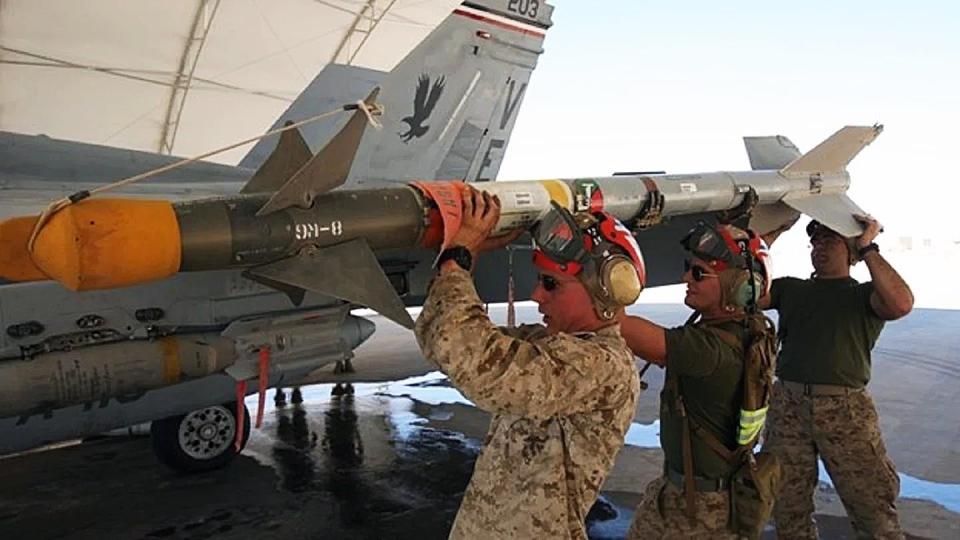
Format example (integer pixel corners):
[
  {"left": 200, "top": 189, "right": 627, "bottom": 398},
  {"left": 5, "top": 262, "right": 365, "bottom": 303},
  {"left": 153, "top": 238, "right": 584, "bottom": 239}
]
[
  {"left": 176, "top": 187, "right": 426, "bottom": 271},
  {"left": 1, "top": 171, "right": 845, "bottom": 291},
  {"left": 0, "top": 311, "right": 374, "bottom": 419},
  {"left": 0, "top": 334, "right": 235, "bottom": 418}
]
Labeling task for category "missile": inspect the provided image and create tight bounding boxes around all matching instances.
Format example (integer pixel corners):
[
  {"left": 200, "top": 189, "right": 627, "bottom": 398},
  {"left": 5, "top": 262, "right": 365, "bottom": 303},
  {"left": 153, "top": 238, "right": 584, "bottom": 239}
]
[
  {"left": 0, "top": 102, "right": 882, "bottom": 330},
  {"left": 0, "top": 311, "right": 374, "bottom": 419},
  {"left": 0, "top": 333, "right": 235, "bottom": 419}
]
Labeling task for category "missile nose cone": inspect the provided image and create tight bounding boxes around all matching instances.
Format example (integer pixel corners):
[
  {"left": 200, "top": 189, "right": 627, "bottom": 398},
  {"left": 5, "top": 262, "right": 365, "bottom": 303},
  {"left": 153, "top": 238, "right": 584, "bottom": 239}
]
[
  {"left": 341, "top": 314, "right": 377, "bottom": 349},
  {"left": 29, "top": 199, "right": 182, "bottom": 290},
  {"left": 357, "top": 316, "right": 376, "bottom": 344}
]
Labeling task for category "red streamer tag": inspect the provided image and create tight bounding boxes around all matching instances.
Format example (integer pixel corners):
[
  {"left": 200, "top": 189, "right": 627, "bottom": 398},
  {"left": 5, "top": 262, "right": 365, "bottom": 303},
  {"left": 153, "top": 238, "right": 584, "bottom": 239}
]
[
  {"left": 234, "top": 380, "right": 247, "bottom": 452},
  {"left": 255, "top": 347, "right": 270, "bottom": 429},
  {"left": 411, "top": 181, "right": 465, "bottom": 251}
]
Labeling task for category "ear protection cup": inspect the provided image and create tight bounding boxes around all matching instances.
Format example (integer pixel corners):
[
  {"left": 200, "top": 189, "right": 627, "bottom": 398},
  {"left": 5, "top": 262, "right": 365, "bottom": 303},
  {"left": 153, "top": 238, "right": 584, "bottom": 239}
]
[
  {"left": 718, "top": 268, "right": 766, "bottom": 309},
  {"left": 600, "top": 255, "right": 643, "bottom": 306},
  {"left": 733, "top": 272, "right": 766, "bottom": 307}
]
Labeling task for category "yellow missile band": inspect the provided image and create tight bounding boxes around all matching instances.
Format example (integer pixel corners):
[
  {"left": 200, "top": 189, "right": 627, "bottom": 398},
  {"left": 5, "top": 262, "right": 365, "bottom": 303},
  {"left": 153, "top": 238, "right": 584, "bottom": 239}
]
[
  {"left": 160, "top": 337, "right": 182, "bottom": 384},
  {"left": 0, "top": 215, "right": 48, "bottom": 282},
  {"left": 30, "top": 198, "right": 183, "bottom": 291},
  {"left": 540, "top": 179, "right": 572, "bottom": 210}
]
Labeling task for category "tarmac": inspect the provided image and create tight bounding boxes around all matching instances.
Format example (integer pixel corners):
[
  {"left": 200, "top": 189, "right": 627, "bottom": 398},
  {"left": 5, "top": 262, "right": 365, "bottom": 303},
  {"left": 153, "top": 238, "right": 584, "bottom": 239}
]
[{"left": 1, "top": 304, "right": 958, "bottom": 539}]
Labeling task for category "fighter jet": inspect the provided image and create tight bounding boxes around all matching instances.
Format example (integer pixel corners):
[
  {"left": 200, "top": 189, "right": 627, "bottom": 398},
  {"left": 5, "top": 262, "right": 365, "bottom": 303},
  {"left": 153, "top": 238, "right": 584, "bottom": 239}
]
[
  {"left": 0, "top": 0, "right": 881, "bottom": 474},
  {"left": 0, "top": 0, "right": 554, "bottom": 471}
]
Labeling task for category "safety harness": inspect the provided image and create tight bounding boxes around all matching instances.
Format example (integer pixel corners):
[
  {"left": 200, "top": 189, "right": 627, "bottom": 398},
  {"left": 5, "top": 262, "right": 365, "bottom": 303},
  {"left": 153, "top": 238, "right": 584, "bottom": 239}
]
[{"left": 666, "top": 311, "right": 777, "bottom": 525}]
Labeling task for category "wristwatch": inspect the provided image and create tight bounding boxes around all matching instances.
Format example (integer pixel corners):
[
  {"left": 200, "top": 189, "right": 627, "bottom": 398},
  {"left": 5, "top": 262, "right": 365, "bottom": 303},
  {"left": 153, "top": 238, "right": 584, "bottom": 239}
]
[
  {"left": 857, "top": 242, "right": 879, "bottom": 258},
  {"left": 437, "top": 246, "right": 473, "bottom": 271}
]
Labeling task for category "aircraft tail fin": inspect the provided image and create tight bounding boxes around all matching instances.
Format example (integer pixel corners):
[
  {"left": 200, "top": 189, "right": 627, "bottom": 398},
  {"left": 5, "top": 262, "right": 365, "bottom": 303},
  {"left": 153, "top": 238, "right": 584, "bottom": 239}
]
[
  {"left": 743, "top": 135, "right": 800, "bottom": 170},
  {"left": 238, "top": 65, "right": 384, "bottom": 172},
  {"left": 240, "top": 0, "right": 553, "bottom": 188},
  {"left": 780, "top": 125, "right": 883, "bottom": 176}
]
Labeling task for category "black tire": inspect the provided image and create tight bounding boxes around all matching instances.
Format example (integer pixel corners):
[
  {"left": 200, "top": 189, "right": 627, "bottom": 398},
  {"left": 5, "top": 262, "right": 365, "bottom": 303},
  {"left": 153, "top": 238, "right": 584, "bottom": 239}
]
[{"left": 150, "top": 402, "right": 251, "bottom": 473}]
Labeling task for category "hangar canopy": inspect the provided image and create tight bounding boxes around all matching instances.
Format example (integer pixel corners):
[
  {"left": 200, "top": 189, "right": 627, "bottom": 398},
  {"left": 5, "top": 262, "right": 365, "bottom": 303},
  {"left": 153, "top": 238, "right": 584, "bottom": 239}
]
[{"left": 0, "top": 0, "right": 458, "bottom": 164}]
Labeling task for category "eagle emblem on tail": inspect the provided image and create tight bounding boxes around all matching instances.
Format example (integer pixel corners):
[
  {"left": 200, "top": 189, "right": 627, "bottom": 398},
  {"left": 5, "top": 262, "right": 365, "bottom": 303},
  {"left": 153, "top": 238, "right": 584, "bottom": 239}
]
[{"left": 399, "top": 74, "right": 445, "bottom": 143}]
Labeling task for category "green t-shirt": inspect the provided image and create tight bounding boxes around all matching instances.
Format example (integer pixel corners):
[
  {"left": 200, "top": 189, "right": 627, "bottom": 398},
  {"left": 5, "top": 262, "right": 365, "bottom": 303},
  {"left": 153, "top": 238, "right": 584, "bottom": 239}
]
[
  {"left": 661, "top": 320, "right": 744, "bottom": 479},
  {"left": 769, "top": 277, "right": 885, "bottom": 387}
]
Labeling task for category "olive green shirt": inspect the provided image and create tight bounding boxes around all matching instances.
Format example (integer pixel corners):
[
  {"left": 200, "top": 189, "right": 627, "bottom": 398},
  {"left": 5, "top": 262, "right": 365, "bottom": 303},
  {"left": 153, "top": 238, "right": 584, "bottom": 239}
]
[
  {"left": 661, "top": 320, "right": 744, "bottom": 479},
  {"left": 769, "top": 277, "right": 885, "bottom": 388}
]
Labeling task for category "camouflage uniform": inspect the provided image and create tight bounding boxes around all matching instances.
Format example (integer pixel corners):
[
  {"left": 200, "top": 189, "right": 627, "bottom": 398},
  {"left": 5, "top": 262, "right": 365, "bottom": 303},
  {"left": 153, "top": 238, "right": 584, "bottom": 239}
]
[
  {"left": 625, "top": 319, "right": 747, "bottom": 540},
  {"left": 625, "top": 477, "right": 736, "bottom": 539},
  {"left": 415, "top": 268, "right": 640, "bottom": 539},
  {"left": 765, "top": 382, "right": 902, "bottom": 539},
  {"left": 763, "top": 277, "right": 903, "bottom": 539}
]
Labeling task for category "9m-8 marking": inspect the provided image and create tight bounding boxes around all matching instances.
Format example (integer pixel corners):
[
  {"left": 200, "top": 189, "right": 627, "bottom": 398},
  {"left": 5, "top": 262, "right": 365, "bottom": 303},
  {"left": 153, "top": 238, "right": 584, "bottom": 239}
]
[{"left": 295, "top": 220, "right": 343, "bottom": 240}]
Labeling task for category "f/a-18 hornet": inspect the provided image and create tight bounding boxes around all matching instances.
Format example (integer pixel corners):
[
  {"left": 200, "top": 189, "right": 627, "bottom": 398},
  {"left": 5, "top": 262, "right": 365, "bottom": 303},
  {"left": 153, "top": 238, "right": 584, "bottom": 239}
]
[{"left": 0, "top": 0, "right": 880, "bottom": 472}]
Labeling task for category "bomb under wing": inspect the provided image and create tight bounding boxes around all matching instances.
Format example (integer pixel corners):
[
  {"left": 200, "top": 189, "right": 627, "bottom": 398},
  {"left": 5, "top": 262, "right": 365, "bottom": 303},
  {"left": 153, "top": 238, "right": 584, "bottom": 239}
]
[{"left": 0, "top": 106, "right": 883, "bottom": 331}]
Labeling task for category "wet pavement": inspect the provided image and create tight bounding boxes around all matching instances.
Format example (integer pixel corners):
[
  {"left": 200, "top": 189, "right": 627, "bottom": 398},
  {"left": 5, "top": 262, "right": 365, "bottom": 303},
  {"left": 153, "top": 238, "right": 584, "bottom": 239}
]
[{"left": 0, "top": 305, "right": 958, "bottom": 539}]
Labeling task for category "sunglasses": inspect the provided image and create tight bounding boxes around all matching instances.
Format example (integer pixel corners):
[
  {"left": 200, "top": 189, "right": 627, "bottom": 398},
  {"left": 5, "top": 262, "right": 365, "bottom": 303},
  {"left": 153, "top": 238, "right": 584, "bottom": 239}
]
[
  {"left": 683, "top": 259, "right": 718, "bottom": 282},
  {"left": 538, "top": 274, "right": 559, "bottom": 292},
  {"left": 810, "top": 232, "right": 843, "bottom": 245}
]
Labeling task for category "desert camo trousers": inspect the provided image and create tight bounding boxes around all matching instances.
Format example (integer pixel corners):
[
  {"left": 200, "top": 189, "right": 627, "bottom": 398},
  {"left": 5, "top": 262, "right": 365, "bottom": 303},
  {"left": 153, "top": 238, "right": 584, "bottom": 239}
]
[
  {"left": 625, "top": 476, "right": 738, "bottom": 539},
  {"left": 763, "top": 381, "right": 904, "bottom": 539}
]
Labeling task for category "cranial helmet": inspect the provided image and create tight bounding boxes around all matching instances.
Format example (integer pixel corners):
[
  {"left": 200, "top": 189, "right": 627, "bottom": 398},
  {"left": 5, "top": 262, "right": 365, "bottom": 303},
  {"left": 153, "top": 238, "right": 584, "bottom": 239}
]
[
  {"left": 680, "top": 222, "right": 772, "bottom": 310},
  {"left": 531, "top": 202, "right": 646, "bottom": 320}
]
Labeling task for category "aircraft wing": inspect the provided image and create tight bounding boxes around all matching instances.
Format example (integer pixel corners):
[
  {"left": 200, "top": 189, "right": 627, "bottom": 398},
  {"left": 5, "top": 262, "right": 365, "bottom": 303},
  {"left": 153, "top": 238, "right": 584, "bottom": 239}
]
[{"left": 0, "top": 131, "right": 252, "bottom": 219}]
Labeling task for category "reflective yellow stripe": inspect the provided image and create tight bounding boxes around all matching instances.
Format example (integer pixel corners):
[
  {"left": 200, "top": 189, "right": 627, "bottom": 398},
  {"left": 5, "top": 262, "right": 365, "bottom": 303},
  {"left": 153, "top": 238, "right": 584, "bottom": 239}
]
[
  {"left": 738, "top": 425, "right": 763, "bottom": 445},
  {"left": 737, "top": 406, "right": 768, "bottom": 445},
  {"left": 160, "top": 336, "right": 181, "bottom": 384},
  {"left": 540, "top": 179, "right": 572, "bottom": 210}
]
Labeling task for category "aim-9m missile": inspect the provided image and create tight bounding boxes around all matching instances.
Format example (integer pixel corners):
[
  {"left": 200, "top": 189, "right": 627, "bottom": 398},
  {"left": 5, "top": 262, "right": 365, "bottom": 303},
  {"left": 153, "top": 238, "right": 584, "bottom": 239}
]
[{"left": 0, "top": 102, "right": 882, "bottom": 330}]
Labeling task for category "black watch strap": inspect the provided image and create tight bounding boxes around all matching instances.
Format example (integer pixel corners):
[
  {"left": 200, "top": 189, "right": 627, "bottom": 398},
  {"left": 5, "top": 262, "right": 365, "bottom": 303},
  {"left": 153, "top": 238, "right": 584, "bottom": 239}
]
[
  {"left": 437, "top": 246, "right": 473, "bottom": 271},
  {"left": 857, "top": 242, "right": 879, "bottom": 258}
]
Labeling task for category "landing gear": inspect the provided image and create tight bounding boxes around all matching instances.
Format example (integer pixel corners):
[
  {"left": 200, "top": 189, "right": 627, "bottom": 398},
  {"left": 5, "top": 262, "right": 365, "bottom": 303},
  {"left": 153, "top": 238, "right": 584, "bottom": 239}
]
[
  {"left": 331, "top": 382, "right": 355, "bottom": 397},
  {"left": 334, "top": 356, "right": 355, "bottom": 374},
  {"left": 150, "top": 402, "right": 251, "bottom": 473}
]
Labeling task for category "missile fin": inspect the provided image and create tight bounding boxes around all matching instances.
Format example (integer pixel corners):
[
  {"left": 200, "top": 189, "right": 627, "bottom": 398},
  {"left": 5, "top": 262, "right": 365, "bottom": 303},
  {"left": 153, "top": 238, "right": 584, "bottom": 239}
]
[
  {"left": 743, "top": 135, "right": 800, "bottom": 170},
  {"left": 242, "top": 270, "right": 307, "bottom": 306},
  {"left": 783, "top": 192, "right": 867, "bottom": 238},
  {"left": 247, "top": 238, "right": 415, "bottom": 329},
  {"left": 256, "top": 88, "right": 380, "bottom": 217},
  {"left": 781, "top": 125, "right": 883, "bottom": 176},
  {"left": 240, "top": 122, "right": 312, "bottom": 194}
]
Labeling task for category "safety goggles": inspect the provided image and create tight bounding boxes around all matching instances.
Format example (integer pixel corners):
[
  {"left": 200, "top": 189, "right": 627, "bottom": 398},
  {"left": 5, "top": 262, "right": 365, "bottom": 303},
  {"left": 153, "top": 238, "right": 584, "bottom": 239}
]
[
  {"left": 683, "top": 259, "right": 718, "bottom": 282},
  {"left": 530, "top": 201, "right": 588, "bottom": 268},
  {"left": 679, "top": 222, "right": 743, "bottom": 271}
]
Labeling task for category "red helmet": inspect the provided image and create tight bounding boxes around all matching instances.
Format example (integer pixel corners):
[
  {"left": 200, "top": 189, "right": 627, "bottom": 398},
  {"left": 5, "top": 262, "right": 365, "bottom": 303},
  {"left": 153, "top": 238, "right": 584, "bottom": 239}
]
[
  {"left": 680, "top": 221, "right": 772, "bottom": 303},
  {"left": 532, "top": 202, "right": 646, "bottom": 318}
]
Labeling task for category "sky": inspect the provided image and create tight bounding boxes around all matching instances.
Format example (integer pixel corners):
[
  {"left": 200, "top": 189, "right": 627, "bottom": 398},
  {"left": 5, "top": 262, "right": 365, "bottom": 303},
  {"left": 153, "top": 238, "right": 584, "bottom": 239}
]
[{"left": 498, "top": 0, "right": 960, "bottom": 308}]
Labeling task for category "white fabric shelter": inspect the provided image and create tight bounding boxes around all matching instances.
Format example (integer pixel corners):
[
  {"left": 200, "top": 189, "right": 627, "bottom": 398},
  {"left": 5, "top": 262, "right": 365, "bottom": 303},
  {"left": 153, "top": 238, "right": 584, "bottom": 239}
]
[{"left": 0, "top": 0, "right": 458, "bottom": 164}]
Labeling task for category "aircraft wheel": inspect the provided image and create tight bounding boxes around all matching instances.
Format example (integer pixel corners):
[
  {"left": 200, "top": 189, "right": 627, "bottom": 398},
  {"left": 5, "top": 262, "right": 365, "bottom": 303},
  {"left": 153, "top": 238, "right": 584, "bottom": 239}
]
[{"left": 150, "top": 402, "right": 250, "bottom": 473}]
